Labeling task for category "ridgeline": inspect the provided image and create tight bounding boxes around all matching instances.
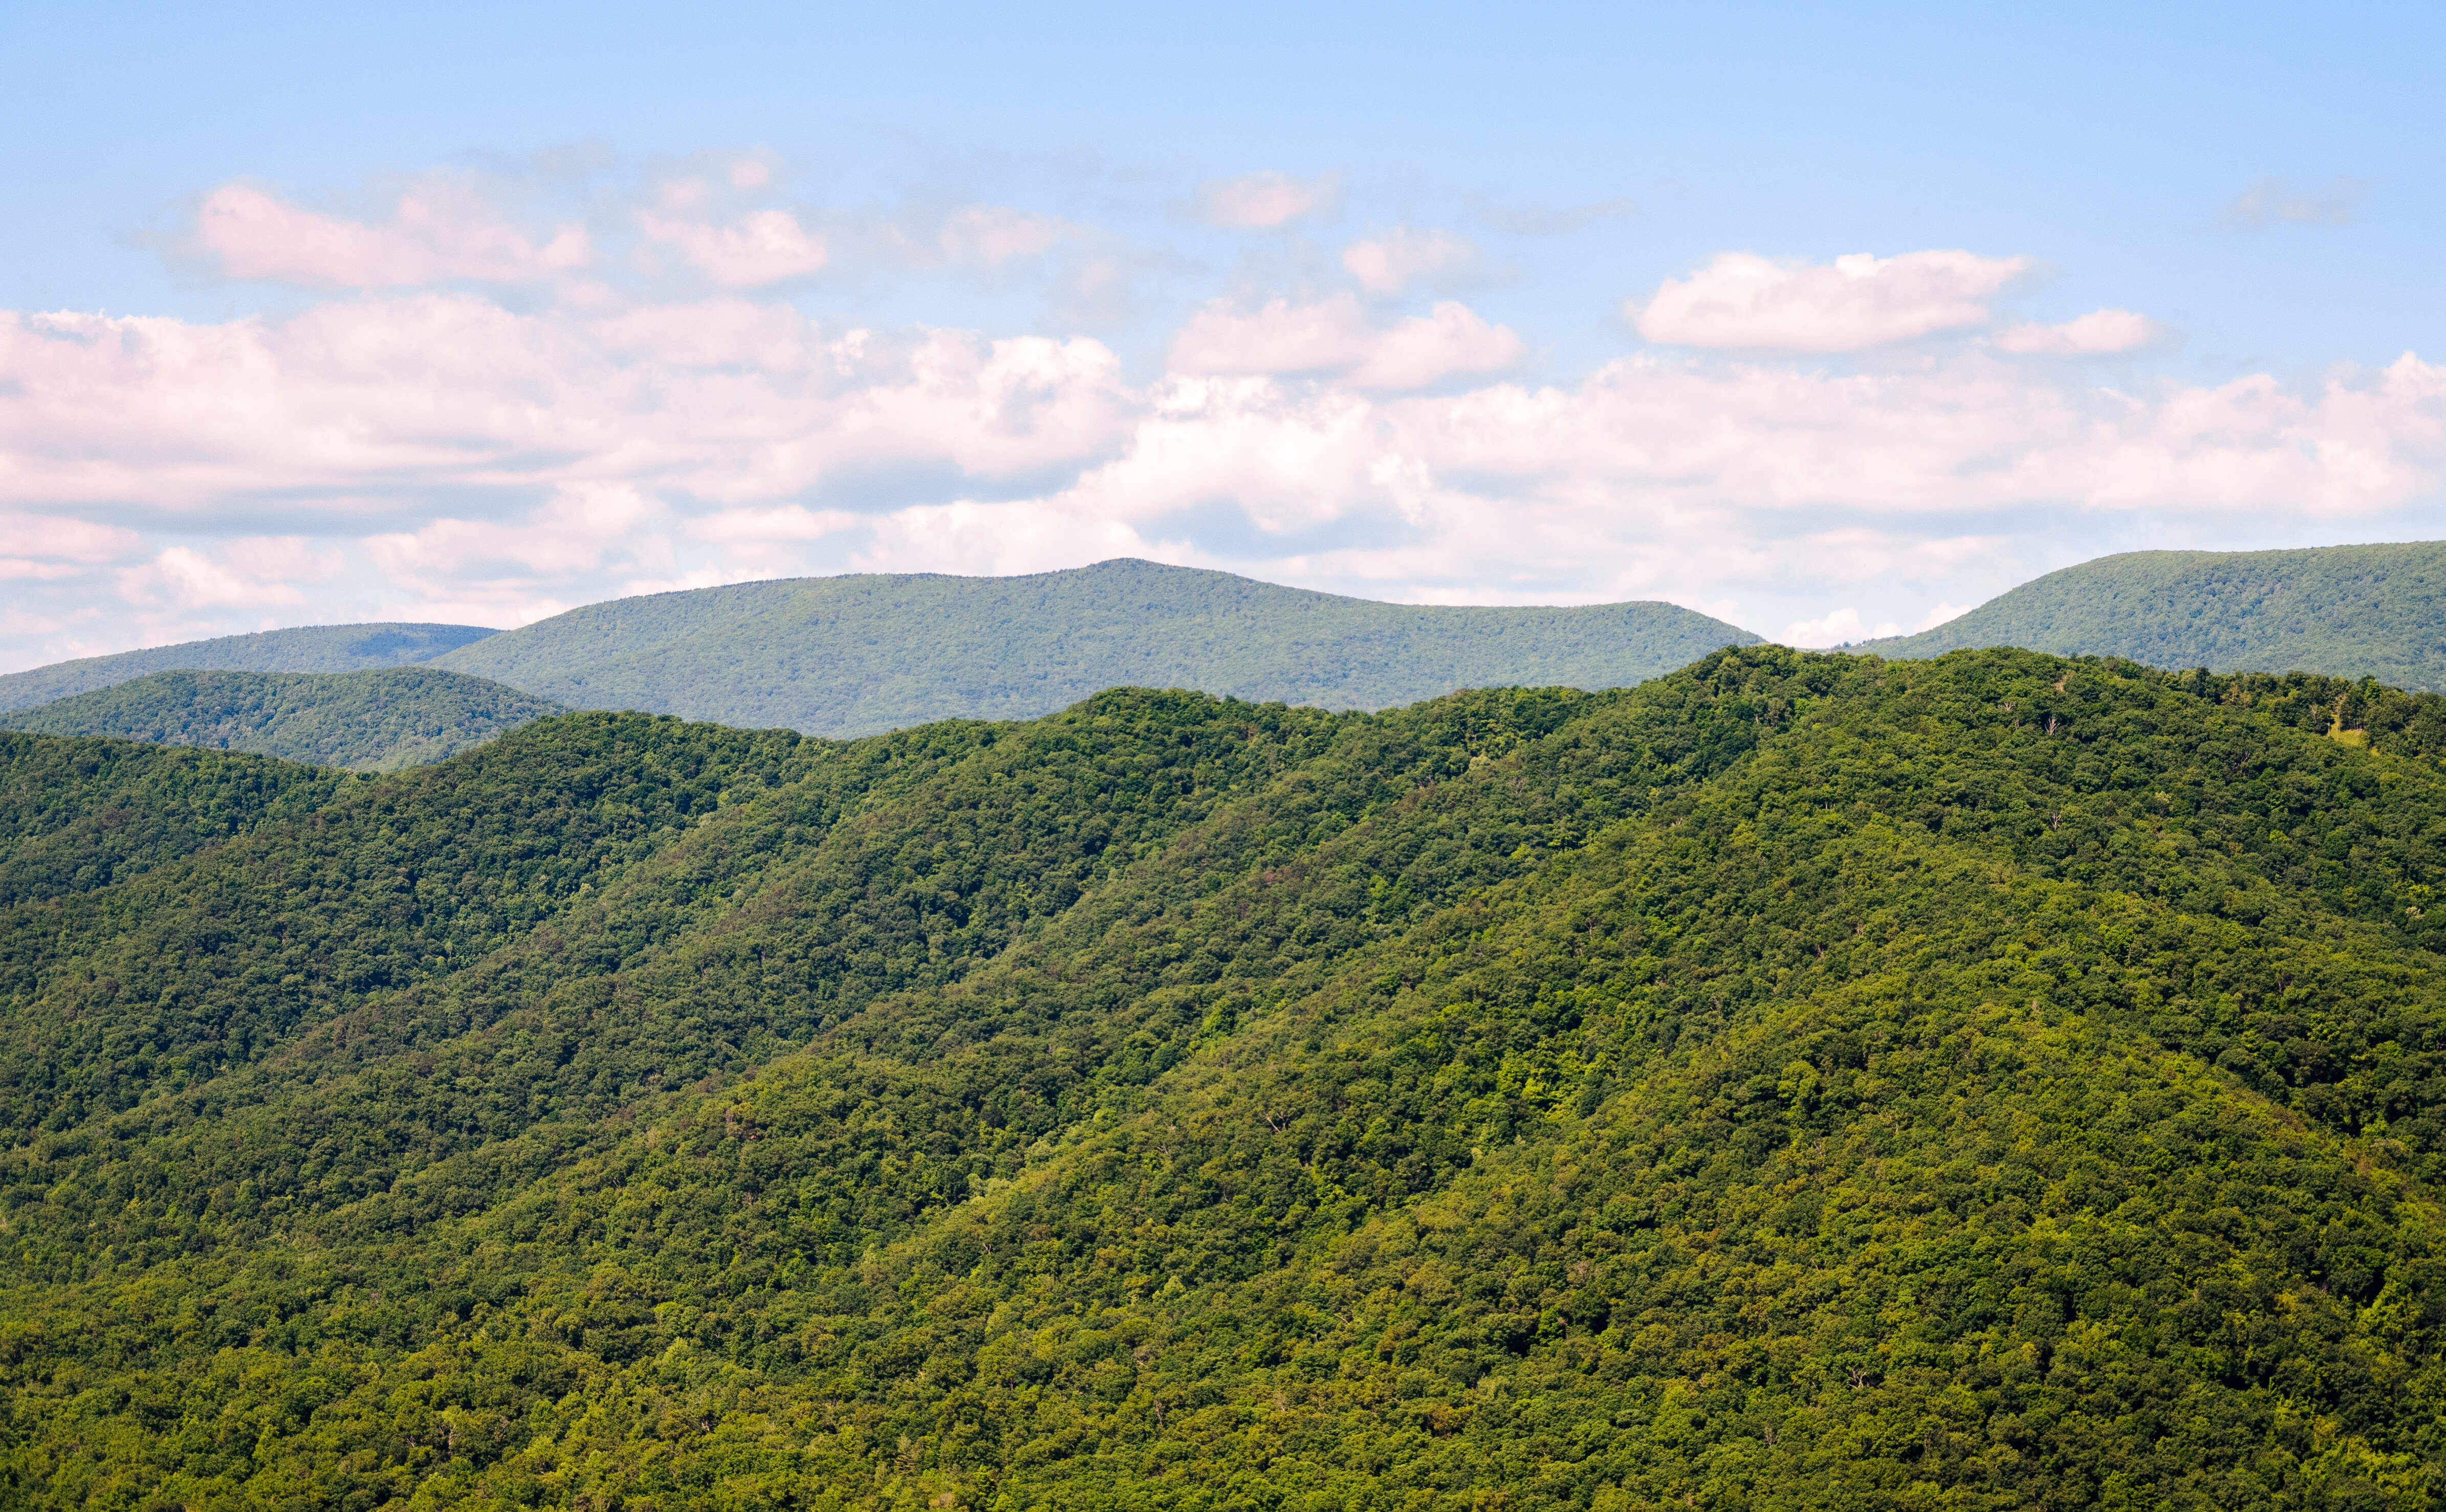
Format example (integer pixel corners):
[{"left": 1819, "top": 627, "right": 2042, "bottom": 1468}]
[
  {"left": 0, "top": 623, "right": 497, "bottom": 714},
  {"left": 0, "top": 667, "right": 564, "bottom": 772},
  {"left": 428, "top": 558, "right": 1760, "bottom": 734},
  {"left": 1863, "top": 539, "right": 2446, "bottom": 689}
]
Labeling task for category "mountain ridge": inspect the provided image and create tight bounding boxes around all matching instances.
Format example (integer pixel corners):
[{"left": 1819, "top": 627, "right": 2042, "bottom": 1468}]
[
  {"left": 427, "top": 557, "right": 1762, "bottom": 734},
  {"left": 0, "top": 621, "right": 499, "bottom": 714},
  {"left": 1861, "top": 538, "right": 2446, "bottom": 688},
  {"left": 0, "top": 666, "right": 564, "bottom": 771}
]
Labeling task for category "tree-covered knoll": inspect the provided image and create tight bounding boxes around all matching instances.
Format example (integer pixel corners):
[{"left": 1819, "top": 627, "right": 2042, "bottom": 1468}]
[
  {"left": 7, "top": 649, "right": 2446, "bottom": 1508},
  {"left": 428, "top": 557, "right": 1761, "bottom": 735},
  {"left": 1, "top": 668, "right": 563, "bottom": 772},
  {"left": 1863, "top": 539, "right": 2446, "bottom": 690},
  {"left": 0, "top": 624, "right": 497, "bottom": 715}
]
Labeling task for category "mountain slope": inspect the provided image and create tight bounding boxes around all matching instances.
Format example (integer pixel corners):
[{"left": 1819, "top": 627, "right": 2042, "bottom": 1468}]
[
  {"left": 0, "top": 734, "right": 347, "bottom": 907},
  {"left": 0, "top": 667, "right": 565, "bottom": 771},
  {"left": 1863, "top": 539, "right": 2446, "bottom": 688},
  {"left": 0, "top": 622, "right": 499, "bottom": 714},
  {"left": 430, "top": 557, "right": 1761, "bottom": 734},
  {"left": 5, "top": 653, "right": 2446, "bottom": 1508}
]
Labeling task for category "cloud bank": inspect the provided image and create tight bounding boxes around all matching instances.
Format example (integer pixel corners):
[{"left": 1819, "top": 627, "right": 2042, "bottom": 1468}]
[{"left": 2, "top": 172, "right": 2442, "bottom": 668}]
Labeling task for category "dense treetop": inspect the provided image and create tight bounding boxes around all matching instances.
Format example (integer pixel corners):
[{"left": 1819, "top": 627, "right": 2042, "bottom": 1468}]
[
  {"left": 1864, "top": 539, "right": 2446, "bottom": 689},
  {"left": 3, "top": 649, "right": 2446, "bottom": 1508},
  {"left": 1, "top": 668, "right": 564, "bottom": 772},
  {"left": 428, "top": 558, "right": 1762, "bottom": 734},
  {"left": 0, "top": 624, "right": 498, "bottom": 714}
]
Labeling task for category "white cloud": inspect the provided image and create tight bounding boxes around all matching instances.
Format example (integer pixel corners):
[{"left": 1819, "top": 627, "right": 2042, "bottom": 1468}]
[
  {"left": 1170, "top": 296, "right": 1371, "bottom": 376},
  {"left": 1346, "top": 303, "right": 1527, "bottom": 389},
  {"left": 639, "top": 209, "right": 829, "bottom": 286},
  {"left": 0, "top": 301, "right": 1134, "bottom": 514},
  {"left": 1997, "top": 308, "right": 2162, "bottom": 355},
  {"left": 3, "top": 269, "right": 2442, "bottom": 669},
  {"left": 1780, "top": 607, "right": 1901, "bottom": 647},
  {"left": 1633, "top": 249, "right": 2031, "bottom": 352},
  {"left": 2220, "top": 176, "right": 2367, "bottom": 230},
  {"left": 117, "top": 536, "right": 338, "bottom": 612},
  {"left": 856, "top": 499, "right": 1152, "bottom": 578},
  {"left": 0, "top": 512, "right": 142, "bottom": 563},
  {"left": 1195, "top": 170, "right": 1341, "bottom": 229},
  {"left": 1918, "top": 600, "right": 1974, "bottom": 630},
  {"left": 1169, "top": 296, "right": 1524, "bottom": 389},
  {"left": 1341, "top": 229, "right": 1482, "bottom": 297},
  {"left": 199, "top": 183, "right": 591, "bottom": 288}
]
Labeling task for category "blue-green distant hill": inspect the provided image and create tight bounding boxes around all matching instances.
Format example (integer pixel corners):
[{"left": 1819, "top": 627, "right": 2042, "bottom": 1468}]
[
  {"left": 432, "top": 558, "right": 1760, "bottom": 734},
  {"left": 0, "top": 622, "right": 498, "bottom": 713},
  {"left": 1, "top": 667, "right": 563, "bottom": 771},
  {"left": 1861, "top": 539, "right": 2446, "bottom": 689}
]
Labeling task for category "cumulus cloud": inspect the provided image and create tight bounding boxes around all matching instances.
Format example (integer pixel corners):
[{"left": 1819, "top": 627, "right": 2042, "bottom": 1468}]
[
  {"left": 1346, "top": 303, "right": 1528, "bottom": 388},
  {"left": 118, "top": 536, "right": 341, "bottom": 611},
  {"left": 1195, "top": 170, "right": 1342, "bottom": 229},
  {"left": 1633, "top": 250, "right": 2032, "bottom": 352},
  {"left": 1996, "top": 308, "right": 2163, "bottom": 356},
  {"left": 2220, "top": 176, "right": 2368, "bottom": 229},
  {"left": 1169, "top": 296, "right": 1525, "bottom": 389},
  {"left": 3, "top": 271, "right": 2443, "bottom": 669},
  {"left": 199, "top": 183, "right": 591, "bottom": 287},
  {"left": 1342, "top": 229, "right": 1482, "bottom": 297},
  {"left": 639, "top": 209, "right": 829, "bottom": 286},
  {"left": 0, "top": 300, "right": 1134, "bottom": 515},
  {"left": 1780, "top": 607, "right": 1901, "bottom": 647}
]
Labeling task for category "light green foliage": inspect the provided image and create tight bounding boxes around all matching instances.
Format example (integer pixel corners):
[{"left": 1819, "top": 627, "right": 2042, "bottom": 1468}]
[
  {"left": 1, "top": 668, "right": 565, "bottom": 772},
  {"left": 1864, "top": 539, "right": 2446, "bottom": 690},
  {"left": 0, "top": 624, "right": 497, "bottom": 714},
  {"left": 4, "top": 649, "right": 2446, "bottom": 1509},
  {"left": 429, "top": 558, "right": 1761, "bottom": 735}
]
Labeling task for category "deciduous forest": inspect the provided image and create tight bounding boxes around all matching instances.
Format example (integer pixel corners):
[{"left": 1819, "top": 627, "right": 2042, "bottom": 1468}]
[{"left": 4, "top": 646, "right": 2445, "bottom": 1509}]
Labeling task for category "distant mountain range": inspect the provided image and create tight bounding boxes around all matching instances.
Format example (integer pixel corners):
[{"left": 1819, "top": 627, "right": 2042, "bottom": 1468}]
[
  {"left": 424, "top": 559, "right": 1759, "bottom": 734},
  {"left": 0, "top": 622, "right": 497, "bottom": 714},
  {"left": 1861, "top": 539, "right": 2446, "bottom": 689},
  {"left": 0, "top": 667, "right": 562, "bottom": 772},
  {"left": 9, "top": 544, "right": 2446, "bottom": 771}
]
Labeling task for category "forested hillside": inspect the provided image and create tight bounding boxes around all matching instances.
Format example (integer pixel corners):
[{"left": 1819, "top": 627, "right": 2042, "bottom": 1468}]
[
  {"left": 1864, "top": 539, "right": 2446, "bottom": 688},
  {"left": 0, "top": 623, "right": 498, "bottom": 714},
  {"left": 430, "top": 558, "right": 1760, "bottom": 733},
  {"left": 2, "top": 667, "right": 564, "bottom": 771},
  {"left": 6, "top": 647, "right": 2446, "bottom": 1508}
]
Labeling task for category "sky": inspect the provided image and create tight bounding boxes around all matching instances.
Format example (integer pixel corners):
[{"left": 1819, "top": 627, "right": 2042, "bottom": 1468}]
[{"left": 2, "top": 1, "right": 2441, "bottom": 669}]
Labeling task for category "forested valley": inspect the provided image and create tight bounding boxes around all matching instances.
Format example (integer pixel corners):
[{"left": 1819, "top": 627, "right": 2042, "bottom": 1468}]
[{"left": 5, "top": 646, "right": 2446, "bottom": 1510}]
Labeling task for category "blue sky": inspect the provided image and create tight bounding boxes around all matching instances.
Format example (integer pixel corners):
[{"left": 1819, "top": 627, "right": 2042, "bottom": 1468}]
[{"left": 1, "top": 1, "right": 2438, "bottom": 665}]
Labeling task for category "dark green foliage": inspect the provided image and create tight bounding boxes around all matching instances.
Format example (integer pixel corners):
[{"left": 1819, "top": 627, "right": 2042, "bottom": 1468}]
[
  {"left": 6, "top": 649, "right": 2446, "bottom": 1509},
  {"left": 1864, "top": 539, "right": 2446, "bottom": 689},
  {"left": 0, "top": 623, "right": 497, "bottom": 714},
  {"left": 1, "top": 668, "right": 563, "bottom": 771},
  {"left": 0, "top": 735, "right": 347, "bottom": 907},
  {"left": 429, "top": 557, "right": 1761, "bottom": 735}
]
